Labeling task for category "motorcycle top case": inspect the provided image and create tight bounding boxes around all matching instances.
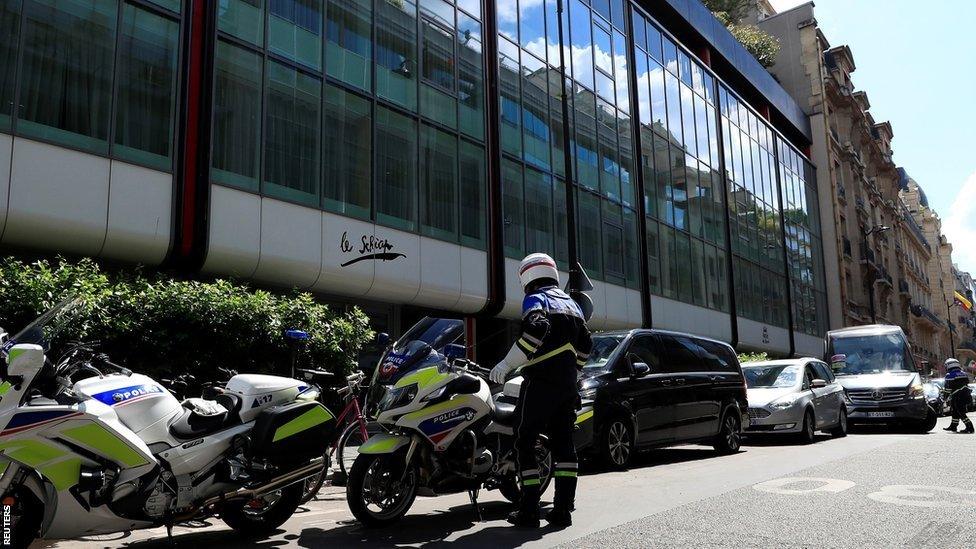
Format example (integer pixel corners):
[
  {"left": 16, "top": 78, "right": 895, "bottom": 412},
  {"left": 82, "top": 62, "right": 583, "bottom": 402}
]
[{"left": 249, "top": 400, "right": 335, "bottom": 466}]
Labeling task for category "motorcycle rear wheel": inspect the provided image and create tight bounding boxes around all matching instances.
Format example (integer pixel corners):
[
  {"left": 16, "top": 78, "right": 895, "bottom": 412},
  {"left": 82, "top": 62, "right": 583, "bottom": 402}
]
[
  {"left": 498, "top": 438, "right": 553, "bottom": 504},
  {"left": 347, "top": 453, "right": 418, "bottom": 527},
  {"left": 221, "top": 485, "right": 302, "bottom": 538}
]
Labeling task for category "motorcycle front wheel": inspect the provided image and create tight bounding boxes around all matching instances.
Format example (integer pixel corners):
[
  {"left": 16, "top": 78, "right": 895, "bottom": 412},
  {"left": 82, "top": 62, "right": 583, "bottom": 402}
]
[{"left": 347, "top": 453, "right": 418, "bottom": 527}]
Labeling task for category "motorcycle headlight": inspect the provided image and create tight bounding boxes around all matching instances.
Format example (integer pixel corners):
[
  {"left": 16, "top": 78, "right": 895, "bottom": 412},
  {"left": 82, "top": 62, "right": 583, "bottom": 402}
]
[
  {"left": 379, "top": 383, "right": 418, "bottom": 412},
  {"left": 579, "top": 387, "right": 598, "bottom": 399},
  {"left": 422, "top": 384, "right": 448, "bottom": 402}
]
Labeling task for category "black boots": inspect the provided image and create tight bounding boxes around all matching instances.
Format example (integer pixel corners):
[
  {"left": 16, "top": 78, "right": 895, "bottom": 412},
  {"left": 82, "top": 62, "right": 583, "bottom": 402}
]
[
  {"left": 963, "top": 419, "right": 975, "bottom": 433},
  {"left": 545, "top": 508, "right": 573, "bottom": 527},
  {"left": 507, "top": 509, "right": 540, "bottom": 528}
]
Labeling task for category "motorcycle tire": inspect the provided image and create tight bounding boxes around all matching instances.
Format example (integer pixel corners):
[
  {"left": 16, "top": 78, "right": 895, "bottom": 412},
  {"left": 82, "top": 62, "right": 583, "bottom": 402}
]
[
  {"left": 221, "top": 484, "right": 303, "bottom": 538},
  {"left": 8, "top": 485, "right": 43, "bottom": 549},
  {"left": 347, "top": 454, "right": 418, "bottom": 528}
]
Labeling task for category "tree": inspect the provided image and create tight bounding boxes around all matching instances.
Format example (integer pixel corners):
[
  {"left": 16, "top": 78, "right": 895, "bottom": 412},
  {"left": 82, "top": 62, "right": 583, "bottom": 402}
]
[{"left": 703, "top": 0, "right": 781, "bottom": 68}]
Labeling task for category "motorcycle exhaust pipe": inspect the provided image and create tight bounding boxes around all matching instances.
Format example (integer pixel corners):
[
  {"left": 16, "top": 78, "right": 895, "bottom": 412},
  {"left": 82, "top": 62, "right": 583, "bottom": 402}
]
[{"left": 179, "top": 458, "right": 326, "bottom": 520}]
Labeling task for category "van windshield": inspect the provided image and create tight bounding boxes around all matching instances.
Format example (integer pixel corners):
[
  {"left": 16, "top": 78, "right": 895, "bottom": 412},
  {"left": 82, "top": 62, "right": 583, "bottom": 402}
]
[
  {"left": 829, "top": 333, "right": 912, "bottom": 375},
  {"left": 581, "top": 335, "right": 625, "bottom": 372}
]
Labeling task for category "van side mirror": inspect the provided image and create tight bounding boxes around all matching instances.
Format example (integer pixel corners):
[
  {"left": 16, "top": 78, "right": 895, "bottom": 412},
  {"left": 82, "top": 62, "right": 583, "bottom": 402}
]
[
  {"left": 811, "top": 378, "right": 827, "bottom": 389},
  {"left": 830, "top": 354, "right": 847, "bottom": 371},
  {"left": 632, "top": 362, "right": 651, "bottom": 378}
]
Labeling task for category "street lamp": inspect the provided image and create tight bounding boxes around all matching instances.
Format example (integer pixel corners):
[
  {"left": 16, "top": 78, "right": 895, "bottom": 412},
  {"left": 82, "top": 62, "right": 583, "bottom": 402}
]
[{"left": 861, "top": 225, "right": 891, "bottom": 323}]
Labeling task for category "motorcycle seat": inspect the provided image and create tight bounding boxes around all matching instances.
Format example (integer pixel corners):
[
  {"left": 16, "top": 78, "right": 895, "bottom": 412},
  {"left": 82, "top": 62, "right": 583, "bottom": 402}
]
[
  {"left": 492, "top": 397, "right": 518, "bottom": 426},
  {"left": 169, "top": 395, "right": 242, "bottom": 440}
]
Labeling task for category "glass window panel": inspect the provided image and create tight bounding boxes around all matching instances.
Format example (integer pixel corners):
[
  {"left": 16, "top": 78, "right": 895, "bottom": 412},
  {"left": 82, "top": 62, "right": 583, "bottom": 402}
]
[
  {"left": 421, "top": 3, "right": 455, "bottom": 92},
  {"left": 714, "top": 247, "right": 728, "bottom": 312},
  {"left": 114, "top": 5, "right": 179, "bottom": 170},
  {"left": 520, "top": 0, "right": 545, "bottom": 50},
  {"left": 263, "top": 61, "right": 321, "bottom": 204},
  {"left": 578, "top": 189, "right": 603, "bottom": 278},
  {"left": 691, "top": 238, "right": 706, "bottom": 307},
  {"left": 326, "top": 0, "right": 371, "bottom": 90},
  {"left": 458, "top": 13, "right": 483, "bottom": 138},
  {"left": 670, "top": 146, "right": 687, "bottom": 231},
  {"left": 595, "top": 70, "right": 614, "bottom": 103},
  {"left": 149, "top": 0, "right": 181, "bottom": 12},
  {"left": 624, "top": 208, "right": 639, "bottom": 288},
  {"left": 502, "top": 159, "right": 524, "bottom": 258},
  {"left": 497, "top": 0, "right": 517, "bottom": 42},
  {"left": 593, "top": 23, "right": 612, "bottom": 76},
  {"left": 554, "top": 177, "right": 569, "bottom": 265},
  {"left": 649, "top": 60, "right": 667, "bottom": 134},
  {"left": 545, "top": 0, "right": 563, "bottom": 68},
  {"left": 212, "top": 41, "right": 262, "bottom": 190},
  {"left": 524, "top": 168, "right": 554, "bottom": 254},
  {"left": 19, "top": 0, "right": 116, "bottom": 154},
  {"left": 574, "top": 89, "right": 598, "bottom": 190},
  {"left": 499, "top": 38, "right": 521, "bottom": 156},
  {"left": 641, "top": 128, "right": 656, "bottom": 218},
  {"left": 631, "top": 10, "right": 646, "bottom": 52},
  {"left": 677, "top": 50, "right": 692, "bottom": 86},
  {"left": 610, "top": 0, "right": 624, "bottom": 27},
  {"left": 687, "top": 166, "right": 702, "bottom": 237},
  {"left": 376, "top": 0, "right": 418, "bottom": 110},
  {"left": 269, "top": 0, "right": 322, "bottom": 69},
  {"left": 569, "top": 0, "right": 593, "bottom": 89},
  {"left": 323, "top": 85, "right": 370, "bottom": 219},
  {"left": 375, "top": 106, "right": 418, "bottom": 230},
  {"left": 598, "top": 104, "right": 619, "bottom": 200},
  {"left": 694, "top": 94, "right": 709, "bottom": 165},
  {"left": 619, "top": 112, "right": 634, "bottom": 207},
  {"left": 635, "top": 54, "right": 651, "bottom": 126},
  {"left": 646, "top": 21, "right": 663, "bottom": 63},
  {"left": 549, "top": 78, "right": 567, "bottom": 177},
  {"left": 603, "top": 217, "right": 625, "bottom": 283},
  {"left": 653, "top": 133, "right": 672, "bottom": 225},
  {"left": 680, "top": 83, "right": 696, "bottom": 156},
  {"left": 613, "top": 30, "right": 628, "bottom": 112},
  {"left": 660, "top": 224, "right": 677, "bottom": 299},
  {"left": 662, "top": 36, "right": 677, "bottom": 74},
  {"left": 218, "top": 0, "right": 263, "bottom": 45},
  {"left": 646, "top": 219, "right": 661, "bottom": 294},
  {"left": 420, "top": 125, "right": 457, "bottom": 240},
  {"left": 458, "top": 0, "right": 480, "bottom": 18},
  {"left": 522, "top": 52, "right": 551, "bottom": 170},
  {"left": 459, "top": 140, "right": 486, "bottom": 248},
  {"left": 592, "top": 0, "right": 611, "bottom": 23},
  {"left": 0, "top": 0, "right": 22, "bottom": 129},
  {"left": 664, "top": 71, "right": 682, "bottom": 145}
]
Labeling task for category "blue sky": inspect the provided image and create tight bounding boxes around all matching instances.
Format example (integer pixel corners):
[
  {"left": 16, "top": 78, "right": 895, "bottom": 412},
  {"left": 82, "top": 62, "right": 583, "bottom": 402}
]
[{"left": 769, "top": 0, "right": 976, "bottom": 274}]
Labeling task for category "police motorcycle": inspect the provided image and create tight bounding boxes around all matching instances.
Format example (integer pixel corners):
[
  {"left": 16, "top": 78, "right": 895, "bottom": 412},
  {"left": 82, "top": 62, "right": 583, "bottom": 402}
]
[
  {"left": 347, "top": 320, "right": 553, "bottom": 526},
  {"left": 0, "top": 299, "right": 336, "bottom": 547}
]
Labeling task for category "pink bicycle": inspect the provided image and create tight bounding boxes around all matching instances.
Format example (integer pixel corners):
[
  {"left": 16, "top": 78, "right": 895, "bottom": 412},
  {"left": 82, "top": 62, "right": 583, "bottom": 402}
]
[{"left": 298, "top": 369, "right": 370, "bottom": 503}]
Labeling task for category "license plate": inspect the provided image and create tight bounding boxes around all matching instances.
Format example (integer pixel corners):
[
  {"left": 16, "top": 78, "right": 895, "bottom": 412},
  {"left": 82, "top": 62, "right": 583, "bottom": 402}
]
[{"left": 867, "top": 411, "right": 894, "bottom": 418}]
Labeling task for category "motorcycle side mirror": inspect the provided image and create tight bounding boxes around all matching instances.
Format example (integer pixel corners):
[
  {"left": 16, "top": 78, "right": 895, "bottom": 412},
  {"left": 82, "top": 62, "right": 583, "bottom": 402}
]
[
  {"left": 830, "top": 354, "right": 847, "bottom": 372},
  {"left": 375, "top": 332, "right": 390, "bottom": 347},
  {"left": 570, "top": 291, "right": 594, "bottom": 322},
  {"left": 443, "top": 343, "right": 466, "bottom": 361}
]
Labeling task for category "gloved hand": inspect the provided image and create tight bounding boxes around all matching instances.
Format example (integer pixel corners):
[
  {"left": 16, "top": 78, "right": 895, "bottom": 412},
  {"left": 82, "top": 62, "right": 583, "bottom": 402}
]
[{"left": 490, "top": 360, "right": 514, "bottom": 385}]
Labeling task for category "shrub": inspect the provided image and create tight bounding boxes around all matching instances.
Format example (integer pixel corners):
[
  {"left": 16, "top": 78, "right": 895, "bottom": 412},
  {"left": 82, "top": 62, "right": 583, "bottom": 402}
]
[
  {"left": 0, "top": 257, "right": 372, "bottom": 380},
  {"left": 737, "top": 351, "right": 770, "bottom": 364}
]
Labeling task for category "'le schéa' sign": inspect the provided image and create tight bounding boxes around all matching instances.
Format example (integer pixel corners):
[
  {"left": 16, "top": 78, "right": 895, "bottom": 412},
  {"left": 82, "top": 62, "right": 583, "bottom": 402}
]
[{"left": 340, "top": 232, "right": 406, "bottom": 267}]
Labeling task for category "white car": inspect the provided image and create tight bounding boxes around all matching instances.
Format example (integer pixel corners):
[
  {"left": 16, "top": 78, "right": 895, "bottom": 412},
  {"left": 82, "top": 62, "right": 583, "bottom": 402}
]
[{"left": 742, "top": 359, "right": 848, "bottom": 442}]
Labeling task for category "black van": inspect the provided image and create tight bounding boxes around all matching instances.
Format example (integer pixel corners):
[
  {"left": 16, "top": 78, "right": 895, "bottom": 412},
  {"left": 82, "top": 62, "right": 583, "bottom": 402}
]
[{"left": 574, "top": 329, "right": 748, "bottom": 468}]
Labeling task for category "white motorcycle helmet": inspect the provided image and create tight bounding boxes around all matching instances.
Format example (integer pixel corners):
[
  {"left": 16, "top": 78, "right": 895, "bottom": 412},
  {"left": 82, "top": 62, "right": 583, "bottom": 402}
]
[
  {"left": 945, "top": 358, "right": 961, "bottom": 370},
  {"left": 518, "top": 253, "right": 559, "bottom": 291}
]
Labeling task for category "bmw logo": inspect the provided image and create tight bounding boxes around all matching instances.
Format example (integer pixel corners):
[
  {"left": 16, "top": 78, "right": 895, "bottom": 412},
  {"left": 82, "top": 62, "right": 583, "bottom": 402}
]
[
  {"left": 113, "top": 393, "right": 123, "bottom": 402},
  {"left": 464, "top": 410, "right": 476, "bottom": 421}
]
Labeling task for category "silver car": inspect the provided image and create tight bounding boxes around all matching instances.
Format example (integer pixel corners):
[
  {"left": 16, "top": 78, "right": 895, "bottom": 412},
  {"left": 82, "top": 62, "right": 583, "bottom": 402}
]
[{"left": 742, "top": 359, "right": 848, "bottom": 442}]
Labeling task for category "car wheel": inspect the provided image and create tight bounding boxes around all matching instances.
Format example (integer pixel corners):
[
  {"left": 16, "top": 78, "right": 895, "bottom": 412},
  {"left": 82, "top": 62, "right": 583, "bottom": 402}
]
[
  {"left": 797, "top": 409, "right": 816, "bottom": 444},
  {"left": 829, "top": 406, "right": 848, "bottom": 438},
  {"left": 599, "top": 416, "right": 633, "bottom": 469},
  {"left": 916, "top": 407, "right": 938, "bottom": 433},
  {"left": 713, "top": 409, "right": 742, "bottom": 455}
]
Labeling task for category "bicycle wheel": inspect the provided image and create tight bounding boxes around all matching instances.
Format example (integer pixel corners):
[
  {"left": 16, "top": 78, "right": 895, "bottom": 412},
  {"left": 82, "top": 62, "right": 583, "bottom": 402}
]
[
  {"left": 334, "top": 421, "right": 369, "bottom": 485},
  {"left": 298, "top": 450, "right": 329, "bottom": 504}
]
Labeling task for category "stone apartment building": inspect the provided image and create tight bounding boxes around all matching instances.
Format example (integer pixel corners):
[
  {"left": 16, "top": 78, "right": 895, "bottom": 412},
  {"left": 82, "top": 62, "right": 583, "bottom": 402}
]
[{"left": 754, "top": 1, "right": 961, "bottom": 369}]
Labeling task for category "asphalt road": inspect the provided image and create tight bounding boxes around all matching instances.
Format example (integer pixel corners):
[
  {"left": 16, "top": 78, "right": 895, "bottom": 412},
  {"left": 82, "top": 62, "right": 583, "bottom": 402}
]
[{"left": 45, "top": 416, "right": 976, "bottom": 549}]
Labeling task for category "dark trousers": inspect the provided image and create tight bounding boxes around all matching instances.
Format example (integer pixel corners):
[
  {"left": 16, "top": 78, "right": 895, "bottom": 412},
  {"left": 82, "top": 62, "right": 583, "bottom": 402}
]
[
  {"left": 949, "top": 392, "right": 973, "bottom": 427},
  {"left": 514, "top": 377, "right": 578, "bottom": 514}
]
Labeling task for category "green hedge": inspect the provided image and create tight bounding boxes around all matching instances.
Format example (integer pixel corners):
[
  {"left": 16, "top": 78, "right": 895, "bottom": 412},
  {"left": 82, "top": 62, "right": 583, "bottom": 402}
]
[{"left": 0, "top": 257, "right": 372, "bottom": 380}]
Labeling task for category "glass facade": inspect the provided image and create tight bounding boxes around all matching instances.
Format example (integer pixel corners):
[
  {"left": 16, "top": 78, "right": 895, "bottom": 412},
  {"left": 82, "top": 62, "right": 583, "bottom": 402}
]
[
  {"left": 498, "top": 0, "right": 639, "bottom": 289},
  {"left": 212, "top": 0, "right": 488, "bottom": 248},
  {"left": 0, "top": 0, "right": 181, "bottom": 169},
  {"left": 0, "top": 0, "right": 829, "bottom": 339},
  {"left": 632, "top": 7, "right": 727, "bottom": 312}
]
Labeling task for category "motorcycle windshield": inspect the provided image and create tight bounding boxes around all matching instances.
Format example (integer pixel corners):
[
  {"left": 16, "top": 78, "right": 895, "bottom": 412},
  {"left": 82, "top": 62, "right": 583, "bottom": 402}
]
[
  {"left": 3, "top": 297, "right": 85, "bottom": 355},
  {"left": 375, "top": 318, "right": 464, "bottom": 384}
]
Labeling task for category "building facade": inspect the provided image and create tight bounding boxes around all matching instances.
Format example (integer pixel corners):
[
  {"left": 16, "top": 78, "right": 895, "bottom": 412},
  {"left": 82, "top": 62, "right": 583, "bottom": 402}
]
[
  {"left": 0, "top": 0, "right": 828, "bottom": 358},
  {"left": 756, "top": 2, "right": 966, "bottom": 371}
]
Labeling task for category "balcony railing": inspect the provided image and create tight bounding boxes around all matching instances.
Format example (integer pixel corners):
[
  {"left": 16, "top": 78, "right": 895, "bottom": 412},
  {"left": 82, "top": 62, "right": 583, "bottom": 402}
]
[
  {"left": 902, "top": 210, "right": 931, "bottom": 253},
  {"left": 876, "top": 267, "right": 893, "bottom": 288},
  {"left": 856, "top": 197, "right": 868, "bottom": 216},
  {"left": 843, "top": 237, "right": 852, "bottom": 257},
  {"left": 859, "top": 242, "right": 876, "bottom": 266}
]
